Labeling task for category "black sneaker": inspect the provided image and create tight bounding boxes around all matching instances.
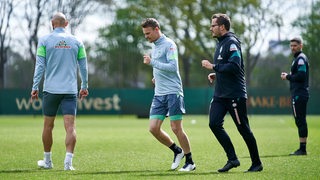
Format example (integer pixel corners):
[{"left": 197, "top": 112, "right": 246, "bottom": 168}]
[
  {"left": 290, "top": 149, "right": 307, "bottom": 156},
  {"left": 245, "top": 164, "right": 263, "bottom": 172},
  {"left": 218, "top": 159, "right": 240, "bottom": 172}
]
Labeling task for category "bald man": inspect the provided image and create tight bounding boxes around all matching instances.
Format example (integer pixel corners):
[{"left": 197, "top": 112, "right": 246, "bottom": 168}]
[{"left": 31, "top": 12, "right": 88, "bottom": 170}]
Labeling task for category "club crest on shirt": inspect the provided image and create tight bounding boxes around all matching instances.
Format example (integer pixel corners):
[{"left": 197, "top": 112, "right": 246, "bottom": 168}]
[{"left": 55, "top": 40, "right": 71, "bottom": 49}]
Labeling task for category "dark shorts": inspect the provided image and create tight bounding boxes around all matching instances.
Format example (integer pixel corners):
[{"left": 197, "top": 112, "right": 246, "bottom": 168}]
[
  {"left": 42, "top": 92, "right": 77, "bottom": 116},
  {"left": 149, "top": 94, "right": 185, "bottom": 121}
]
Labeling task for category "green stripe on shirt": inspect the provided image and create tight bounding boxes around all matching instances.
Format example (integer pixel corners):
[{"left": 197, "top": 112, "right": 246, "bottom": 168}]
[
  {"left": 78, "top": 47, "right": 87, "bottom": 59},
  {"left": 36, "top": 46, "right": 46, "bottom": 57},
  {"left": 169, "top": 51, "right": 178, "bottom": 60},
  {"left": 230, "top": 50, "right": 240, "bottom": 58},
  {"left": 298, "top": 64, "right": 306, "bottom": 72}
]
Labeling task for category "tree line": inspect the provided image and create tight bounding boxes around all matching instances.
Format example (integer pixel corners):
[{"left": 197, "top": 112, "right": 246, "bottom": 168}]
[{"left": 1, "top": 0, "right": 319, "bottom": 90}]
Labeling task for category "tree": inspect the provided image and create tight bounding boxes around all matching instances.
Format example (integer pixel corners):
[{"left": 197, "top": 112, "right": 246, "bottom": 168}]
[
  {"left": 46, "top": 0, "right": 101, "bottom": 34},
  {"left": 0, "top": 0, "right": 109, "bottom": 89},
  {"left": 5, "top": 49, "right": 34, "bottom": 88},
  {"left": 93, "top": 0, "right": 278, "bottom": 88},
  {"left": 0, "top": 0, "right": 15, "bottom": 88},
  {"left": 94, "top": 8, "right": 150, "bottom": 88},
  {"left": 23, "top": 0, "right": 100, "bottom": 62},
  {"left": 237, "top": 0, "right": 275, "bottom": 86},
  {"left": 24, "top": 0, "right": 47, "bottom": 62},
  {"left": 252, "top": 50, "right": 290, "bottom": 88}
]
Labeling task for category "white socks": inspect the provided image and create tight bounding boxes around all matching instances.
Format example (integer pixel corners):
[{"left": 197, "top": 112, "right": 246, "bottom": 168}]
[
  {"left": 44, "top": 152, "right": 52, "bottom": 162},
  {"left": 43, "top": 152, "right": 73, "bottom": 165},
  {"left": 64, "top": 152, "right": 73, "bottom": 165}
]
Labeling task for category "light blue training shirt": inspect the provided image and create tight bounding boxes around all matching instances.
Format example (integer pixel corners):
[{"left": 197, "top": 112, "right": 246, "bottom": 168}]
[
  {"left": 32, "top": 27, "right": 88, "bottom": 94},
  {"left": 150, "top": 34, "right": 183, "bottom": 96}
]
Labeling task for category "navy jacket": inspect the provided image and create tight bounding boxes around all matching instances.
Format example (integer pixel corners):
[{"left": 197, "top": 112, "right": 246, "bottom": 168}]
[
  {"left": 213, "top": 32, "right": 247, "bottom": 99},
  {"left": 286, "top": 51, "right": 309, "bottom": 98}
]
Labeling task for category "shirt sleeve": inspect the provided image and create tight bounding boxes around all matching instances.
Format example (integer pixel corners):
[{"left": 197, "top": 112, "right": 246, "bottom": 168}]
[
  {"left": 76, "top": 40, "right": 88, "bottom": 89},
  {"left": 77, "top": 45, "right": 87, "bottom": 59},
  {"left": 32, "top": 40, "right": 46, "bottom": 90},
  {"left": 150, "top": 44, "right": 178, "bottom": 72},
  {"left": 78, "top": 58, "right": 88, "bottom": 89},
  {"left": 32, "top": 56, "right": 46, "bottom": 90}
]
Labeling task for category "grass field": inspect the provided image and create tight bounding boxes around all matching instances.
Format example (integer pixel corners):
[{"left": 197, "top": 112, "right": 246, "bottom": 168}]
[{"left": 0, "top": 115, "right": 319, "bottom": 180}]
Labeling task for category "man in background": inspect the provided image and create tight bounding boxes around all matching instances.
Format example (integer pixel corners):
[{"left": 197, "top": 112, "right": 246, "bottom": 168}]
[
  {"left": 281, "top": 37, "right": 309, "bottom": 156},
  {"left": 31, "top": 12, "right": 88, "bottom": 170}
]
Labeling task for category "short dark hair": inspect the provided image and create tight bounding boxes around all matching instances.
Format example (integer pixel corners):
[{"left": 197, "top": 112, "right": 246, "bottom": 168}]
[
  {"left": 211, "top": 13, "right": 231, "bottom": 31},
  {"left": 141, "top": 18, "right": 160, "bottom": 29},
  {"left": 290, "top": 37, "right": 303, "bottom": 44}
]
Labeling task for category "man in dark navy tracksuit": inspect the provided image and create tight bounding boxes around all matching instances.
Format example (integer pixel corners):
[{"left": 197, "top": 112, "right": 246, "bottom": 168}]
[
  {"left": 202, "top": 13, "right": 262, "bottom": 173},
  {"left": 281, "top": 37, "right": 309, "bottom": 156}
]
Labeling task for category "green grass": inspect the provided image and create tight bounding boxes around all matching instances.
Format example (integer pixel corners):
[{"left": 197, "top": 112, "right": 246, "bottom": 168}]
[{"left": 0, "top": 115, "right": 319, "bottom": 179}]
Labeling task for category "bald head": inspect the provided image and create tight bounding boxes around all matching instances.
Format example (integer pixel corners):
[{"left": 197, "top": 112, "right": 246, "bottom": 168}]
[{"left": 51, "top": 12, "right": 68, "bottom": 29}]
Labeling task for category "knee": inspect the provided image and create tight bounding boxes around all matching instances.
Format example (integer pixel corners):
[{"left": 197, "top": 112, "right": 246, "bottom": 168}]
[
  {"left": 171, "top": 126, "right": 182, "bottom": 135},
  {"left": 295, "top": 118, "right": 307, "bottom": 127},
  {"left": 209, "top": 122, "right": 219, "bottom": 132},
  {"left": 149, "top": 126, "right": 159, "bottom": 135},
  {"left": 44, "top": 123, "right": 54, "bottom": 131},
  {"left": 66, "top": 126, "right": 76, "bottom": 134}
]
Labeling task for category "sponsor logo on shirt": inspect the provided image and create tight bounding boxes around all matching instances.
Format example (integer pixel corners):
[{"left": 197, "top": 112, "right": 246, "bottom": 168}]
[
  {"left": 218, "top": 47, "right": 223, "bottom": 60},
  {"left": 55, "top": 40, "right": 71, "bottom": 49}
]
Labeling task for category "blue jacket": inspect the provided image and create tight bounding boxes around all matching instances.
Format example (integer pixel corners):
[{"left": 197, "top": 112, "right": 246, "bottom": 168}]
[
  {"left": 150, "top": 34, "right": 183, "bottom": 96},
  {"left": 32, "top": 27, "right": 88, "bottom": 94}
]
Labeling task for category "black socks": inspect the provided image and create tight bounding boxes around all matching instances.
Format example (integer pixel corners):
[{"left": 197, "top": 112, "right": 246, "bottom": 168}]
[
  {"left": 169, "top": 143, "right": 194, "bottom": 164},
  {"left": 300, "top": 142, "right": 306, "bottom": 151},
  {"left": 169, "top": 143, "right": 182, "bottom": 154},
  {"left": 185, "top": 152, "right": 194, "bottom": 164}
]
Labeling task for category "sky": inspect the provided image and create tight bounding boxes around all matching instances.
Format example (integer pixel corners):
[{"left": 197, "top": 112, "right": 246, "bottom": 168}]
[{"left": 257, "top": 0, "right": 313, "bottom": 52}]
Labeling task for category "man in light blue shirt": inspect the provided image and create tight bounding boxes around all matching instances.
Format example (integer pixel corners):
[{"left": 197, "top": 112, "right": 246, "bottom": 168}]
[
  {"left": 142, "top": 18, "right": 195, "bottom": 171},
  {"left": 31, "top": 12, "right": 88, "bottom": 171}
]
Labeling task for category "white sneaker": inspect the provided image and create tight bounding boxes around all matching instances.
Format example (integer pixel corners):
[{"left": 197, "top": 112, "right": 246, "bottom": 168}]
[
  {"left": 64, "top": 162, "right": 75, "bottom": 171},
  {"left": 171, "top": 150, "right": 184, "bottom": 170},
  {"left": 179, "top": 163, "right": 196, "bottom": 171},
  {"left": 37, "top": 160, "right": 53, "bottom": 169}
]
